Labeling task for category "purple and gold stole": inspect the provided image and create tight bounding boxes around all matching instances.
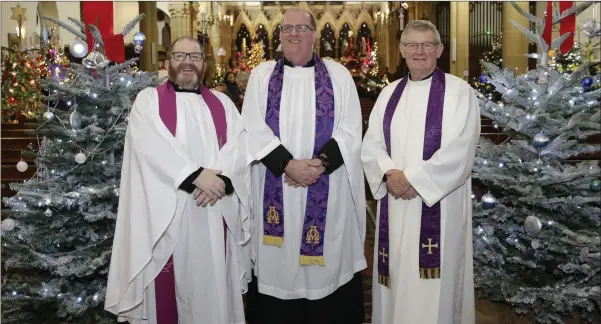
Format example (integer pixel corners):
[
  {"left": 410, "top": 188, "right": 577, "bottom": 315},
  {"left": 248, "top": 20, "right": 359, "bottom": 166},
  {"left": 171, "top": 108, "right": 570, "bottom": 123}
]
[
  {"left": 379, "top": 68, "right": 445, "bottom": 287},
  {"left": 263, "top": 56, "right": 335, "bottom": 266},
  {"left": 154, "top": 81, "right": 228, "bottom": 323}
]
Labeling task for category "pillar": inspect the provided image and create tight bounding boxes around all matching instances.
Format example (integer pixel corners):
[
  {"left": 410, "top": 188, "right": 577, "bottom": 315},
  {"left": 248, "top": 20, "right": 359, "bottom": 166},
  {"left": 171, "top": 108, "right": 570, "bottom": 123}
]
[
  {"left": 169, "top": 2, "right": 193, "bottom": 40},
  {"left": 450, "top": 2, "right": 469, "bottom": 80},
  {"left": 139, "top": 1, "right": 158, "bottom": 72},
  {"left": 502, "top": 2, "right": 529, "bottom": 74}
]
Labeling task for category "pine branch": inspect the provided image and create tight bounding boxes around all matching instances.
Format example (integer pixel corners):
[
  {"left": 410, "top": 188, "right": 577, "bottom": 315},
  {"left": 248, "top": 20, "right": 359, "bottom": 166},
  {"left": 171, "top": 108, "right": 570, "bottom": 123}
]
[
  {"left": 509, "top": 20, "right": 539, "bottom": 44},
  {"left": 106, "top": 58, "right": 139, "bottom": 74},
  {"left": 553, "top": 3, "right": 593, "bottom": 25},
  {"left": 510, "top": 2, "right": 540, "bottom": 24},
  {"left": 87, "top": 25, "right": 104, "bottom": 47},
  {"left": 67, "top": 17, "right": 86, "bottom": 33},
  {"left": 121, "top": 14, "right": 145, "bottom": 37},
  {"left": 42, "top": 16, "right": 87, "bottom": 40},
  {"left": 551, "top": 33, "right": 572, "bottom": 50}
]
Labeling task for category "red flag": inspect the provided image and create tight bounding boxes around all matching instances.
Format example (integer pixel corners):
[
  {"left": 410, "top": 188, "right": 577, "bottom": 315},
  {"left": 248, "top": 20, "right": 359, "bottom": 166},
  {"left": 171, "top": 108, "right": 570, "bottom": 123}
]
[
  {"left": 559, "top": 1, "right": 575, "bottom": 54},
  {"left": 82, "top": 1, "right": 125, "bottom": 63}
]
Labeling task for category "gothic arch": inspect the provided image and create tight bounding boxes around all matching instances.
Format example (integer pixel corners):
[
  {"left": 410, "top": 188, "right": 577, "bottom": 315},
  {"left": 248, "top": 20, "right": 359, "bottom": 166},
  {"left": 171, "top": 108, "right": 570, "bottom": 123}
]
[
  {"left": 253, "top": 12, "right": 273, "bottom": 36},
  {"left": 233, "top": 11, "right": 253, "bottom": 38},
  {"left": 354, "top": 9, "right": 376, "bottom": 37},
  {"left": 317, "top": 11, "right": 339, "bottom": 40},
  {"left": 336, "top": 11, "right": 355, "bottom": 36},
  {"left": 38, "top": 1, "right": 60, "bottom": 40},
  {"left": 270, "top": 12, "right": 284, "bottom": 34}
]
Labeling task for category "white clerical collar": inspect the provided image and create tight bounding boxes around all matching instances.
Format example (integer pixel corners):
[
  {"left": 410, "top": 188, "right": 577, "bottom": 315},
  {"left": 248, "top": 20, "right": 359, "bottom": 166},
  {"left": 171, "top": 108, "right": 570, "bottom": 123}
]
[{"left": 408, "top": 72, "right": 434, "bottom": 82}]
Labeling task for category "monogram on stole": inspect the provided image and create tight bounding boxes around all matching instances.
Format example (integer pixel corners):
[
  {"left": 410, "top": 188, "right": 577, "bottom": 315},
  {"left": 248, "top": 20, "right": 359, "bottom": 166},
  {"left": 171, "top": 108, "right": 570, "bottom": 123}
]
[{"left": 266, "top": 206, "right": 280, "bottom": 224}]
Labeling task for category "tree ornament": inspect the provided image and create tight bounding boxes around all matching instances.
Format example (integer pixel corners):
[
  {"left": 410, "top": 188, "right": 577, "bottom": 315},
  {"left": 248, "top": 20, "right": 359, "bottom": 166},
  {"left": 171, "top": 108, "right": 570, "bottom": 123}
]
[
  {"left": 581, "top": 77, "right": 593, "bottom": 89},
  {"left": 524, "top": 215, "right": 542, "bottom": 237},
  {"left": 118, "top": 73, "right": 133, "bottom": 86},
  {"left": 481, "top": 193, "right": 497, "bottom": 209},
  {"left": 133, "top": 32, "right": 146, "bottom": 46},
  {"left": 533, "top": 132, "right": 550, "bottom": 148},
  {"left": 479, "top": 74, "right": 488, "bottom": 83},
  {"left": 82, "top": 51, "right": 109, "bottom": 69},
  {"left": 581, "top": 18, "right": 601, "bottom": 38},
  {"left": 2, "top": 218, "right": 16, "bottom": 231},
  {"left": 16, "top": 160, "right": 28, "bottom": 172},
  {"left": 69, "top": 109, "right": 82, "bottom": 130},
  {"left": 590, "top": 179, "right": 601, "bottom": 192},
  {"left": 69, "top": 38, "right": 88, "bottom": 58},
  {"left": 548, "top": 49, "right": 556, "bottom": 57},
  {"left": 43, "top": 111, "right": 55, "bottom": 122},
  {"left": 75, "top": 152, "right": 87, "bottom": 164},
  {"left": 44, "top": 208, "right": 53, "bottom": 217}
]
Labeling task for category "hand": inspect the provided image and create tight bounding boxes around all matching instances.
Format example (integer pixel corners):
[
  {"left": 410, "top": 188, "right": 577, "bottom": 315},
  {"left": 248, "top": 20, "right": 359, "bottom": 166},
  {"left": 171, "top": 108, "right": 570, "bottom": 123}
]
[
  {"left": 284, "top": 174, "right": 301, "bottom": 188},
  {"left": 284, "top": 159, "right": 322, "bottom": 187},
  {"left": 400, "top": 186, "right": 419, "bottom": 200},
  {"left": 193, "top": 169, "right": 226, "bottom": 201},
  {"left": 385, "top": 169, "right": 411, "bottom": 199},
  {"left": 193, "top": 188, "right": 218, "bottom": 207}
]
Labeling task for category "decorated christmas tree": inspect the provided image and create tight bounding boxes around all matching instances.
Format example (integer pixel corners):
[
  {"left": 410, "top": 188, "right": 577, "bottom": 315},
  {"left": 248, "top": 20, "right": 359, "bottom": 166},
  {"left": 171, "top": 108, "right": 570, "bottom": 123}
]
[
  {"left": 473, "top": 2, "right": 600, "bottom": 323},
  {"left": 247, "top": 40, "right": 265, "bottom": 70},
  {"left": 0, "top": 13, "right": 159, "bottom": 323},
  {"left": 472, "top": 40, "right": 503, "bottom": 102},
  {"left": 1, "top": 47, "right": 48, "bottom": 123}
]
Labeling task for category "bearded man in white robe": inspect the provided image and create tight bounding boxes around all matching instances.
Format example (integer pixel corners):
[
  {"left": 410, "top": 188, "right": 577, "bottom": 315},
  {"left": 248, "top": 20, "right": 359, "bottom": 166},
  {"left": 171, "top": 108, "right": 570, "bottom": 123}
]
[
  {"left": 242, "top": 8, "right": 367, "bottom": 324},
  {"left": 361, "top": 20, "right": 480, "bottom": 324},
  {"left": 105, "top": 36, "right": 251, "bottom": 324}
]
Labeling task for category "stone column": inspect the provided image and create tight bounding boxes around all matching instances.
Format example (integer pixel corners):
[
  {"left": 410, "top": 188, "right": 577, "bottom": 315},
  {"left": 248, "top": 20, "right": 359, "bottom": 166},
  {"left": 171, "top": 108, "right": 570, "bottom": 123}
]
[
  {"left": 450, "top": 2, "right": 469, "bottom": 79},
  {"left": 169, "top": 2, "right": 193, "bottom": 40},
  {"left": 502, "top": 2, "right": 529, "bottom": 74},
  {"left": 138, "top": 1, "right": 158, "bottom": 72}
]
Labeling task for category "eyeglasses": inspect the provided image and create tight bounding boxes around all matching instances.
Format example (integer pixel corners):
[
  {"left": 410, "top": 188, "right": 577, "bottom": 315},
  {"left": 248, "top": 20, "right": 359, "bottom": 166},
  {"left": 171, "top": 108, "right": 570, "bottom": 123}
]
[
  {"left": 171, "top": 52, "right": 205, "bottom": 61},
  {"left": 402, "top": 42, "right": 439, "bottom": 51},
  {"left": 280, "top": 24, "right": 315, "bottom": 33}
]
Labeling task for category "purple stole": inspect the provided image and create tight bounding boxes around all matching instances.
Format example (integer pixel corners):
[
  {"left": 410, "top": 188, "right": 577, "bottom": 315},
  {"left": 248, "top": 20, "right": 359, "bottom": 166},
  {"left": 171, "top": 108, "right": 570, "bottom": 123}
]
[
  {"left": 262, "top": 56, "right": 335, "bottom": 266},
  {"left": 379, "top": 68, "right": 445, "bottom": 287},
  {"left": 154, "top": 81, "right": 228, "bottom": 323}
]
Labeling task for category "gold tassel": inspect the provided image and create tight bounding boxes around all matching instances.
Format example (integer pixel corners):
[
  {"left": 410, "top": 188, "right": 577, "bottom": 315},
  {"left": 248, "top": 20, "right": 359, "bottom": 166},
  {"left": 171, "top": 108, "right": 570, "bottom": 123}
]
[
  {"left": 299, "top": 255, "right": 325, "bottom": 266},
  {"left": 419, "top": 267, "right": 440, "bottom": 279},
  {"left": 263, "top": 235, "right": 283, "bottom": 247},
  {"left": 378, "top": 274, "right": 390, "bottom": 288}
]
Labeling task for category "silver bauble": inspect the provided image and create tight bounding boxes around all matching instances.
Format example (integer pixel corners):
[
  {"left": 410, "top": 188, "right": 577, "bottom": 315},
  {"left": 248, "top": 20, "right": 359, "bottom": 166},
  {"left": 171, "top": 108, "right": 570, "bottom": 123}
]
[
  {"left": 43, "top": 111, "right": 55, "bottom": 122},
  {"left": 2, "top": 218, "right": 16, "bottom": 231},
  {"left": 524, "top": 215, "right": 542, "bottom": 237},
  {"left": 75, "top": 152, "right": 87, "bottom": 164},
  {"left": 69, "top": 38, "right": 88, "bottom": 58},
  {"left": 44, "top": 208, "right": 53, "bottom": 217},
  {"left": 16, "top": 160, "right": 28, "bottom": 172}
]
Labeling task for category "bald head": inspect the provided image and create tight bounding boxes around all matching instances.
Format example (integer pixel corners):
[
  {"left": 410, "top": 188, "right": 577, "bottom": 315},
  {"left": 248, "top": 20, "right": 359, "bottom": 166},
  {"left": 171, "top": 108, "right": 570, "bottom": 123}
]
[{"left": 281, "top": 7, "right": 317, "bottom": 66}]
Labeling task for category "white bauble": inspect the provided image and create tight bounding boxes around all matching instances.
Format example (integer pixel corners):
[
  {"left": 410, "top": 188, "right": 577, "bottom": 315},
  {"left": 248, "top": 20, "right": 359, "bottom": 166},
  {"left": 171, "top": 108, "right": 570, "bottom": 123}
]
[
  {"left": 2, "top": 218, "right": 16, "bottom": 231},
  {"left": 75, "top": 153, "right": 87, "bottom": 164},
  {"left": 16, "top": 160, "right": 28, "bottom": 172}
]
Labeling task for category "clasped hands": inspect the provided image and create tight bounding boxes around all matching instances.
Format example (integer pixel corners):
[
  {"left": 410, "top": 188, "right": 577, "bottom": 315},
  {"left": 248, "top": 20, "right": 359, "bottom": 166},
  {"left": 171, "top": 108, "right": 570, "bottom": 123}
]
[
  {"left": 192, "top": 169, "right": 226, "bottom": 207},
  {"left": 283, "top": 159, "right": 325, "bottom": 188},
  {"left": 385, "top": 169, "right": 419, "bottom": 200}
]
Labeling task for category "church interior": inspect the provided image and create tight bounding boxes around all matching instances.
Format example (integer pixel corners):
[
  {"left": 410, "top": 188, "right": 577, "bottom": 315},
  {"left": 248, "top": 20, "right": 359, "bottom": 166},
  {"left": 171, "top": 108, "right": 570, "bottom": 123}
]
[{"left": 1, "top": 1, "right": 600, "bottom": 323}]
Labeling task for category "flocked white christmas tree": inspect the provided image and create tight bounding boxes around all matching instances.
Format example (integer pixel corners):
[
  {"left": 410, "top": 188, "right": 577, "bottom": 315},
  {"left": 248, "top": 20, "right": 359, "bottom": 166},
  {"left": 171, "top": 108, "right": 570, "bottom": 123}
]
[
  {"left": 473, "top": 2, "right": 600, "bottom": 323},
  {"left": 1, "top": 14, "right": 160, "bottom": 323}
]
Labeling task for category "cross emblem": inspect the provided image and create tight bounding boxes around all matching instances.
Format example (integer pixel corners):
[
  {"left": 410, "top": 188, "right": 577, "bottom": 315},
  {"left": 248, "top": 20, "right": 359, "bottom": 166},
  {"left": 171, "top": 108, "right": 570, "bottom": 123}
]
[
  {"left": 421, "top": 238, "right": 439, "bottom": 255},
  {"left": 379, "top": 248, "right": 388, "bottom": 263}
]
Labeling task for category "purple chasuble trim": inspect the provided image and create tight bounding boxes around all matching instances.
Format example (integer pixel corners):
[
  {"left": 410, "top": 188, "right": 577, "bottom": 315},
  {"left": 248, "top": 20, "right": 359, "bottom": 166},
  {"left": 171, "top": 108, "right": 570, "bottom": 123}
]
[
  {"left": 263, "top": 57, "right": 335, "bottom": 266},
  {"left": 379, "top": 68, "right": 445, "bottom": 287},
  {"left": 154, "top": 81, "right": 228, "bottom": 323}
]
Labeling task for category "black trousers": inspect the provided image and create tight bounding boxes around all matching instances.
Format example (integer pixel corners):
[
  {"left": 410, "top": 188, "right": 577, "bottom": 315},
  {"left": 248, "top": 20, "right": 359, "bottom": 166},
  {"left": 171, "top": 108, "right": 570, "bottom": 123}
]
[{"left": 246, "top": 272, "right": 365, "bottom": 324}]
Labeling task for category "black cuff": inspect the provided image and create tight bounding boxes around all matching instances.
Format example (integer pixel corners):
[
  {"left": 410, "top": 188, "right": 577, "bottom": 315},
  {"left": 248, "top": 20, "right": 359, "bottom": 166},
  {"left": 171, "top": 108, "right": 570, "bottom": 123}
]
[
  {"left": 317, "top": 139, "right": 344, "bottom": 174},
  {"left": 260, "top": 144, "right": 293, "bottom": 177},
  {"left": 217, "top": 175, "right": 234, "bottom": 195},
  {"left": 179, "top": 167, "right": 204, "bottom": 193}
]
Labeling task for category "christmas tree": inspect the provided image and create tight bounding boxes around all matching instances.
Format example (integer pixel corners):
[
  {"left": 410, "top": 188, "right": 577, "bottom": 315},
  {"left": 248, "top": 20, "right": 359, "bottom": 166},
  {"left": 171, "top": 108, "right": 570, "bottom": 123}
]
[
  {"left": 472, "top": 40, "right": 503, "bottom": 102},
  {"left": 247, "top": 40, "right": 265, "bottom": 70},
  {"left": 0, "top": 14, "right": 159, "bottom": 324},
  {"left": 473, "top": 2, "right": 600, "bottom": 323},
  {"left": 1, "top": 47, "right": 48, "bottom": 123}
]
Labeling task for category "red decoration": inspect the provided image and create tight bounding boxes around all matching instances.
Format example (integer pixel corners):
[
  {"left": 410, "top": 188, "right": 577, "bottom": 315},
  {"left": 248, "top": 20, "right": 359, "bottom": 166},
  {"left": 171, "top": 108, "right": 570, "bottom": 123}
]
[
  {"left": 82, "top": 1, "right": 125, "bottom": 63},
  {"left": 542, "top": 2, "right": 576, "bottom": 55}
]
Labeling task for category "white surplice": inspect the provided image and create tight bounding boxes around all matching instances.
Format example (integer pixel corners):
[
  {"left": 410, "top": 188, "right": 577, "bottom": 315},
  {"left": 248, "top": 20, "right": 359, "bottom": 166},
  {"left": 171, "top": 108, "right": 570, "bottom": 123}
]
[
  {"left": 242, "top": 60, "right": 367, "bottom": 300},
  {"left": 361, "top": 74, "right": 480, "bottom": 324},
  {"left": 105, "top": 88, "right": 251, "bottom": 324}
]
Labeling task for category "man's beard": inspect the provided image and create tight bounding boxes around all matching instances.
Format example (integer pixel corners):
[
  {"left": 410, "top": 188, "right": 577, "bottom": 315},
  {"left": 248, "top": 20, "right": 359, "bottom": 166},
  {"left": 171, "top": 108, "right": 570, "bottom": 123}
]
[{"left": 168, "top": 63, "right": 204, "bottom": 89}]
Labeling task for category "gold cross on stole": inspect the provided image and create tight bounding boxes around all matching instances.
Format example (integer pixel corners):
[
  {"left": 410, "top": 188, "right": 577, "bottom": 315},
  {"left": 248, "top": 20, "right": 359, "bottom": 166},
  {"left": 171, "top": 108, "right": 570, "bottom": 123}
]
[{"left": 421, "top": 238, "right": 439, "bottom": 255}]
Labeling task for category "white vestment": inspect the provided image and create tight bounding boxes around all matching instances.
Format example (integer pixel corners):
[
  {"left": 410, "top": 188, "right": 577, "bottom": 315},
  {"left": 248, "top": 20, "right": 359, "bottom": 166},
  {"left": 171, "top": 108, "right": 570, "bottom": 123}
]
[
  {"left": 105, "top": 88, "right": 251, "bottom": 324},
  {"left": 361, "top": 74, "right": 480, "bottom": 324},
  {"left": 242, "top": 60, "right": 367, "bottom": 300}
]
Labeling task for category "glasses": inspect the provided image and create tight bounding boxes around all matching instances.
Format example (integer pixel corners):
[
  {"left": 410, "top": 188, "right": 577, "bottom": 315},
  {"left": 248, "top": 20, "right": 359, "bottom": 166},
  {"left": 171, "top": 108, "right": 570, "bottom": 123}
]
[
  {"left": 171, "top": 52, "right": 205, "bottom": 61},
  {"left": 402, "top": 42, "right": 438, "bottom": 51},
  {"left": 280, "top": 24, "right": 315, "bottom": 33}
]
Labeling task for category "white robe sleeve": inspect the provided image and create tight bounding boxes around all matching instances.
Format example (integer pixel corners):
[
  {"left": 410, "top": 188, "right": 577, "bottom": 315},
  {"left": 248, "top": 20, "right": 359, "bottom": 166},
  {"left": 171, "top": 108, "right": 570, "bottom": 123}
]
[
  {"left": 404, "top": 83, "right": 481, "bottom": 207},
  {"left": 240, "top": 63, "right": 283, "bottom": 161},
  {"left": 360, "top": 85, "right": 399, "bottom": 200}
]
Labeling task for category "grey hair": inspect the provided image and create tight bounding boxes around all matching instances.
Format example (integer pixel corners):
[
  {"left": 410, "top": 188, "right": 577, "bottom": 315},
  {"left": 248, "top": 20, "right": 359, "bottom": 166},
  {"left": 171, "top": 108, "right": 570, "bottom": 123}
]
[{"left": 400, "top": 20, "right": 442, "bottom": 44}]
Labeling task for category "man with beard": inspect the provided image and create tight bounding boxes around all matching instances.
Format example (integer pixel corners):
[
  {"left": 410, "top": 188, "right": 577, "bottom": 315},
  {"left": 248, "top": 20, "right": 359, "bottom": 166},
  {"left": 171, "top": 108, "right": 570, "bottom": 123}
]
[
  {"left": 242, "top": 8, "right": 366, "bottom": 324},
  {"left": 105, "top": 36, "right": 251, "bottom": 324}
]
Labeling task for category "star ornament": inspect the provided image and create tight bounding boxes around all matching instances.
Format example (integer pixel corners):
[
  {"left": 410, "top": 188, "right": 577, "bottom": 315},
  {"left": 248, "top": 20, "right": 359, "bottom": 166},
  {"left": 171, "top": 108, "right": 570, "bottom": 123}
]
[{"left": 10, "top": 4, "right": 27, "bottom": 22}]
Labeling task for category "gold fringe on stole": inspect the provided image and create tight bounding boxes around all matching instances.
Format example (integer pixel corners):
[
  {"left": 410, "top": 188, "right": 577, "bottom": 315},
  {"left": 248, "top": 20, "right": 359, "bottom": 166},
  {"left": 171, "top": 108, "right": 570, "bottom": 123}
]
[
  {"left": 299, "top": 255, "right": 325, "bottom": 266},
  {"left": 378, "top": 274, "right": 390, "bottom": 288},
  {"left": 419, "top": 267, "right": 440, "bottom": 279},
  {"left": 263, "top": 236, "right": 283, "bottom": 247}
]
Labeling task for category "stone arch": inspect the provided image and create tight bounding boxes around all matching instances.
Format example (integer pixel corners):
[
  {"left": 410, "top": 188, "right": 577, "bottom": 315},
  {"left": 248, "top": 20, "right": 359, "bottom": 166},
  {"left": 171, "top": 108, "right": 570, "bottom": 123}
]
[
  {"left": 233, "top": 11, "right": 253, "bottom": 38},
  {"left": 354, "top": 9, "right": 376, "bottom": 37},
  {"left": 38, "top": 1, "right": 60, "bottom": 40},
  {"left": 270, "top": 12, "right": 284, "bottom": 35},
  {"left": 317, "top": 11, "right": 339, "bottom": 40},
  {"left": 336, "top": 11, "right": 355, "bottom": 36},
  {"left": 253, "top": 12, "right": 272, "bottom": 36}
]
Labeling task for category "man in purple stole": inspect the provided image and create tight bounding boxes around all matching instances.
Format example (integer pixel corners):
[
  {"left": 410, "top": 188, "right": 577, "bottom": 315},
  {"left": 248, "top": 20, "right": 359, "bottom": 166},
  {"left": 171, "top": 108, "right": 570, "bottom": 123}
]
[
  {"left": 361, "top": 20, "right": 480, "bottom": 324},
  {"left": 242, "top": 8, "right": 367, "bottom": 324},
  {"left": 105, "top": 36, "right": 251, "bottom": 324}
]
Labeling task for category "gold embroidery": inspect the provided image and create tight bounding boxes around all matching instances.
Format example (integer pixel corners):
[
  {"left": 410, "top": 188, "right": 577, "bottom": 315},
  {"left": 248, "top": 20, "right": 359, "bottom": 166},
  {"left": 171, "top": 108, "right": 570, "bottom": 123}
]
[
  {"left": 306, "top": 225, "right": 320, "bottom": 244},
  {"left": 266, "top": 206, "right": 280, "bottom": 224},
  {"left": 379, "top": 248, "right": 388, "bottom": 263},
  {"left": 421, "top": 238, "right": 439, "bottom": 255}
]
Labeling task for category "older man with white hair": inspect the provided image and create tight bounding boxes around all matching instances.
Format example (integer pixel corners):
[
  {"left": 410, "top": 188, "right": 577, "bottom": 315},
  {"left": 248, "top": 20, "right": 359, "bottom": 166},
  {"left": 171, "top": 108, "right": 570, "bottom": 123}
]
[{"left": 361, "top": 20, "right": 480, "bottom": 324}]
